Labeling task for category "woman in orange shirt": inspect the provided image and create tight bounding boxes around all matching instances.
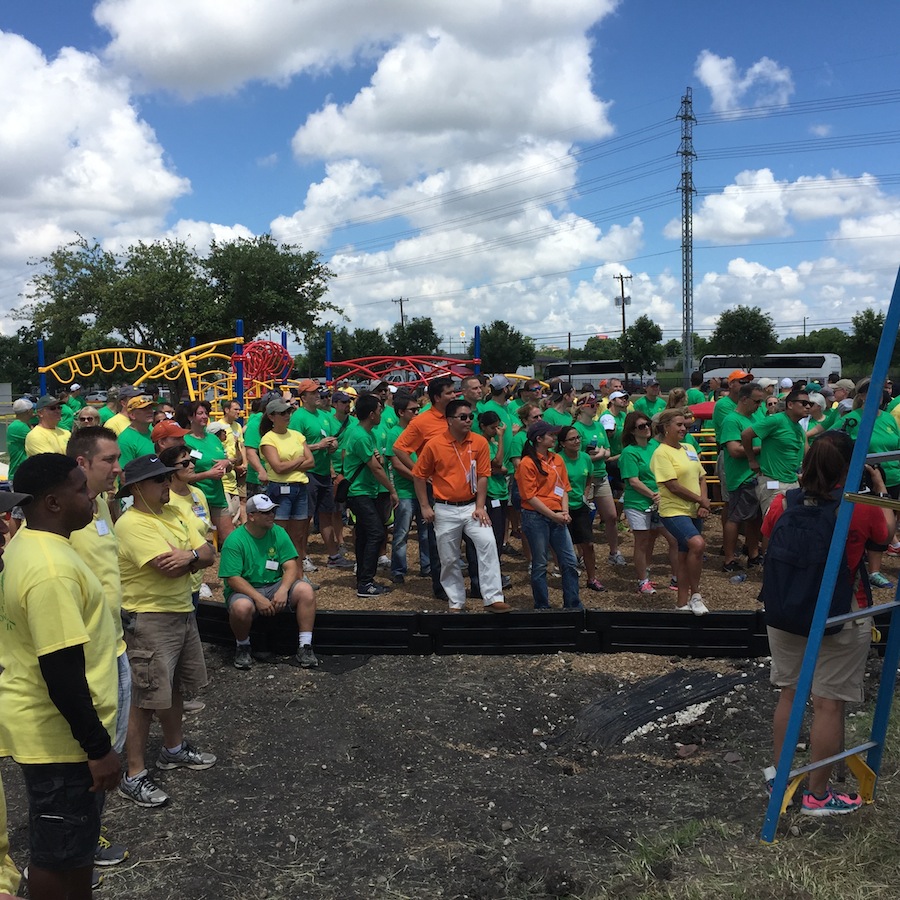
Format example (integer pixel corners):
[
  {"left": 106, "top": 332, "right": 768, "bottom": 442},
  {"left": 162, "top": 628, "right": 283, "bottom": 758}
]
[{"left": 515, "top": 421, "right": 582, "bottom": 610}]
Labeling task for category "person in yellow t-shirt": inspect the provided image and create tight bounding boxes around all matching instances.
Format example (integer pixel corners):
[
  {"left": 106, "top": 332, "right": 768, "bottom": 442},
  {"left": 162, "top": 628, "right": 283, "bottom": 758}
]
[
  {"left": 23, "top": 395, "right": 71, "bottom": 456},
  {"left": 0, "top": 455, "right": 119, "bottom": 897},
  {"left": 104, "top": 386, "right": 143, "bottom": 436},
  {"left": 67, "top": 425, "right": 132, "bottom": 868},
  {"left": 114, "top": 454, "right": 216, "bottom": 810}
]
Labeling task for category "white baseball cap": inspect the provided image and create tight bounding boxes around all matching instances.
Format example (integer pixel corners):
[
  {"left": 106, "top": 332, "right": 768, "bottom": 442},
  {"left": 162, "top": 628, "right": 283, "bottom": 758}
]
[
  {"left": 246, "top": 494, "right": 277, "bottom": 514},
  {"left": 12, "top": 398, "right": 33, "bottom": 413},
  {"left": 780, "top": 378, "right": 793, "bottom": 389}
]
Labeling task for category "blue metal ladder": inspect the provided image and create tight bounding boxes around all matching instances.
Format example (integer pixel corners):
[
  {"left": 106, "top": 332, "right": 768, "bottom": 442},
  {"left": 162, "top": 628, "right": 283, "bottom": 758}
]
[{"left": 761, "top": 266, "right": 900, "bottom": 843}]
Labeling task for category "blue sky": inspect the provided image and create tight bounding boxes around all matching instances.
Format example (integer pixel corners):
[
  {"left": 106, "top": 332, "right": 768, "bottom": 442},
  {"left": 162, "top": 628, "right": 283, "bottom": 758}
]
[{"left": 1, "top": 0, "right": 899, "bottom": 360}]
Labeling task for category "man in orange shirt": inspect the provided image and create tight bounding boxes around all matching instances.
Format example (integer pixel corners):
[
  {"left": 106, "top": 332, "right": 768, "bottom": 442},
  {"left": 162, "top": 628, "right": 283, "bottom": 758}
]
[
  {"left": 413, "top": 399, "right": 510, "bottom": 613},
  {"left": 394, "top": 377, "right": 482, "bottom": 600}
]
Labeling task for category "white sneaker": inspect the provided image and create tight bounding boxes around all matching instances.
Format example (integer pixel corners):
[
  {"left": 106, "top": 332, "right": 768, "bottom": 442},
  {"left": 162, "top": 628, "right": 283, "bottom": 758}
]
[
  {"left": 377, "top": 555, "right": 391, "bottom": 569},
  {"left": 198, "top": 583, "right": 213, "bottom": 601},
  {"left": 608, "top": 552, "right": 627, "bottom": 567},
  {"left": 303, "top": 557, "right": 318, "bottom": 573},
  {"left": 688, "top": 593, "right": 709, "bottom": 616}
]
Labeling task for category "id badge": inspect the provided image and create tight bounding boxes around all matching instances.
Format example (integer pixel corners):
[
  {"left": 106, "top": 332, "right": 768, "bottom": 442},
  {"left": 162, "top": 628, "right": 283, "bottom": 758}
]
[
  {"left": 553, "top": 485, "right": 565, "bottom": 497},
  {"left": 189, "top": 449, "right": 202, "bottom": 460},
  {"left": 265, "top": 559, "right": 279, "bottom": 571},
  {"left": 490, "top": 498, "right": 501, "bottom": 508},
  {"left": 766, "top": 480, "right": 779, "bottom": 490},
  {"left": 280, "top": 485, "right": 291, "bottom": 495},
  {"left": 95, "top": 519, "right": 110, "bottom": 536}
]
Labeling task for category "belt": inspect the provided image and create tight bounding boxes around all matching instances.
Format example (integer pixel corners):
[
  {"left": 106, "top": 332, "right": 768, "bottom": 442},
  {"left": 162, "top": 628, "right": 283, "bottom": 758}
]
[{"left": 434, "top": 498, "right": 475, "bottom": 506}]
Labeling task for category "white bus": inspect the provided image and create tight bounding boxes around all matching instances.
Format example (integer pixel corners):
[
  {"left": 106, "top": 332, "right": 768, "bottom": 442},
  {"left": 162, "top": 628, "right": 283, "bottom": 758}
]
[
  {"left": 699, "top": 353, "right": 842, "bottom": 385},
  {"left": 543, "top": 360, "right": 647, "bottom": 389}
]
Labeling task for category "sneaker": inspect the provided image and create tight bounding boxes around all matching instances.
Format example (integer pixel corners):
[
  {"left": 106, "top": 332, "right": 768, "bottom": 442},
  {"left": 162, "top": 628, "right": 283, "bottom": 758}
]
[
  {"left": 95, "top": 829, "right": 129, "bottom": 866},
  {"left": 303, "top": 557, "right": 318, "bottom": 573},
  {"left": 801, "top": 787, "right": 862, "bottom": 816},
  {"left": 763, "top": 766, "right": 795, "bottom": 807},
  {"left": 638, "top": 580, "right": 657, "bottom": 595},
  {"left": 418, "top": 568, "right": 432, "bottom": 577},
  {"left": 326, "top": 555, "right": 355, "bottom": 569},
  {"left": 377, "top": 554, "right": 391, "bottom": 569},
  {"left": 198, "top": 582, "right": 213, "bottom": 600},
  {"left": 118, "top": 771, "right": 169, "bottom": 808},
  {"left": 157, "top": 741, "right": 217, "bottom": 771},
  {"left": 303, "top": 576, "right": 321, "bottom": 590},
  {"left": 688, "top": 593, "right": 709, "bottom": 616},
  {"left": 886, "top": 544, "right": 900, "bottom": 558},
  {"left": 608, "top": 552, "right": 627, "bottom": 567},
  {"left": 357, "top": 582, "right": 392, "bottom": 597},
  {"left": 297, "top": 644, "right": 319, "bottom": 668},
  {"left": 747, "top": 555, "right": 764, "bottom": 568},
  {"left": 234, "top": 645, "right": 253, "bottom": 670},
  {"left": 722, "top": 560, "right": 744, "bottom": 573},
  {"left": 501, "top": 574, "right": 512, "bottom": 589},
  {"left": 587, "top": 578, "right": 607, "bottom": 592},
  {"left": 870, "top": 571, "right": 893, "bottom": 589},
  {"left": 391, "top": 573, "right": 405, "bottom": 584},
  {"left": 183, "top": 697, "right": 205, "bottom": 714},
  {"left": 668, "top": 576, "right": 678, "bottom": 591}
]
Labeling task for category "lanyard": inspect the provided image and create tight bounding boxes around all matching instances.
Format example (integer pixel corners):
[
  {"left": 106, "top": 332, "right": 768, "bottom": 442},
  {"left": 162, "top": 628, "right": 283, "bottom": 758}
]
[{"left": 452, "top": 439, "right": 477, "bottom": 495}]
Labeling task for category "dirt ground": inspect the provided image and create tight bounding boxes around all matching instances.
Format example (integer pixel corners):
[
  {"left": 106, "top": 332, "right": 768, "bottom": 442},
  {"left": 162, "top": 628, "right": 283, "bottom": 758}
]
[{"left": 4, "top": 519, "right": 898, "bottom": 899}]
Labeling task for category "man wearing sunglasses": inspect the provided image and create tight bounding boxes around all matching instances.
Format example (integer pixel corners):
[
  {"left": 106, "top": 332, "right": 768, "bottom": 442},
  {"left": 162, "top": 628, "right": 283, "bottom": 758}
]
[
  {"left": 24, "top": 395, "right": 71, "bottom": 457},
  {"left": 114, "top": 455, "right": 216, "bottom": 809},
  {"left": 413, "top": 399, "right": 510, "bottom": 613},
  {"left": 741, "top": 388, "right": 811, "bottom": 517}
]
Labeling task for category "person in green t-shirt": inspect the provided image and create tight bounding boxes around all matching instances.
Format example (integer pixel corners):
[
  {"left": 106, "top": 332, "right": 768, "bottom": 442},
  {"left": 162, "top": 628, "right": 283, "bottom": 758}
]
[
  {"left": 599, "top": 390, "right": 628, "bottom": 495},
  {"left": 543, "top": 381, "right": 576, "bottom": 426},
  {"left": 741, "top": 387, "right": 809, "bottom": 517},
  {"left": 344, "top": 394, "right": 398, "bottom": 596},
  {"left": 557, "top": 425, "right": 605, "bottom": 592},
  {"left": 384, "top": 394, "right": 430, "bottom": 581},
  {"left": 476, "top": 410, "right": 513, "bottom": 588},
  {"left": 219, "top": 493, "right": 318, "bottom": 670},
  {"left": 6, "top": 399, "right": 34, "bottom": 485},
  {"left": 633, "top": 380, "right": 665, "bottom": 419},
  {"left": 719, "top": 383, "right": 766, "bottom": 570},
  {"left": 686, "top": 371, "right": 706, "bottom": 406},
  {"left": 117, "top": 395, "right": 157, "bottom": 468}
]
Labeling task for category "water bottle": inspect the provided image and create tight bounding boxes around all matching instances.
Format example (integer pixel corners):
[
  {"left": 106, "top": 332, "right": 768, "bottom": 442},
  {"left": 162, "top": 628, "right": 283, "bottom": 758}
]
[{"left": 730, "top": 573, "right": 748, "bottom": 584}]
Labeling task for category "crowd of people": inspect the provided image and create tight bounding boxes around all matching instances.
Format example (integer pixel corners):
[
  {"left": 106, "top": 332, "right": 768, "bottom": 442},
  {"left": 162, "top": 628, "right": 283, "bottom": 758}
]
[{"left": 0, "top": 367, "right": 896, "bottom": 894}]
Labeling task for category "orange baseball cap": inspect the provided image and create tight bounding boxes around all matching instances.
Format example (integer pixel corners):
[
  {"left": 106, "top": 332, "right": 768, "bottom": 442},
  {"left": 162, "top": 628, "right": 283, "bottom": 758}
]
[
  {"left": 727, "top": 369, "right": 751, "bottom": 382},
  {"left": 296, "top": 379, "right": 319, "bottom": 394}
]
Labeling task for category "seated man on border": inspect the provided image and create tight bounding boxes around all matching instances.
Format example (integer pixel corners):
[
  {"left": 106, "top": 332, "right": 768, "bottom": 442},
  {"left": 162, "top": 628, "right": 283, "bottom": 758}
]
[{"left": 219, "top": 494, "right": 319, "bottom": 671}]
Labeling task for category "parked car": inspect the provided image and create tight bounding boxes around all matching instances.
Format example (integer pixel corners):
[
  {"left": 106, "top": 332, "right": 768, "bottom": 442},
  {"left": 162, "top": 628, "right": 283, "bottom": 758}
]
[{"left": 85, "top": 391, "right": 108, "bottom": 404}]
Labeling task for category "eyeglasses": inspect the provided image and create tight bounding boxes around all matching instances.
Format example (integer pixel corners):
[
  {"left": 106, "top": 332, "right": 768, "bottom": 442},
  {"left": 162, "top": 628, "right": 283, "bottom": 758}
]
[
  {"left": 636, "top": 423, "right": 651, "bottom": 430},
  {"left": 450, "top": 413, "right": 474, "bottom": 421},
  {"left": 173, "top": 459, "right": 193, "bottom": 469},
  {"left": 77, "top": 416, "right": 98, "bottom": 423},
  {"left": 793, "top": 400, "right": 813, "bottom": 407},
  {"left": 564, "top": 435, "right": 581, "bottom": 442},
  {"left": 151, "top": 473, "right": 173, "bottom": 484}
]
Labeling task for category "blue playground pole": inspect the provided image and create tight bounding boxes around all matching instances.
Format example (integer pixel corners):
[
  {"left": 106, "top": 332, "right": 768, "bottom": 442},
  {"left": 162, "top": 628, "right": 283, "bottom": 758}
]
[
  {"left": 281, "top": 331, "right": 289, "bottom": 385},
  {"left": 38, "top": 338, "right": 47, "bottom": 396},
  {"left": 473, "top": 326, "right": 481, "bottom": 375},
  {"left": 235, "top": 319, "right": 244, "bottom": 414},
  {"left": 325, "top": 331, "right": 333, "bottom": 384}
]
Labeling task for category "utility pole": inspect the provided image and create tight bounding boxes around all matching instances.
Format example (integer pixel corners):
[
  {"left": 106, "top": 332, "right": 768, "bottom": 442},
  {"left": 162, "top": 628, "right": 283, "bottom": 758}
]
[
  {"left": 803, "top": 316, "right": 808, "bottom": 339},
  {"left": 678, "top": 87, "right": 697, "bottom": 389},
  {"left": 392, "top": 297, "right": 406, "bottom": 334},
  {"left": 614, "top": 273, "right": 632, "bottom": 343}
]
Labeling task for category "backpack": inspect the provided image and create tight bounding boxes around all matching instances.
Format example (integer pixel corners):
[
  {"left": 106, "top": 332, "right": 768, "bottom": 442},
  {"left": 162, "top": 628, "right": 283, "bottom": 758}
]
[{"left": 760, "top": 488, "right": 864, "bottom": 636}]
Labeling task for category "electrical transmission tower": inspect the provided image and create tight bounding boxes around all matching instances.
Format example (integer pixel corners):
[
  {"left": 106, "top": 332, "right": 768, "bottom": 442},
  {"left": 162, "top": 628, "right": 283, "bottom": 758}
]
[{"left": 678, "top": 87, "right": 697, "bottom": 388}]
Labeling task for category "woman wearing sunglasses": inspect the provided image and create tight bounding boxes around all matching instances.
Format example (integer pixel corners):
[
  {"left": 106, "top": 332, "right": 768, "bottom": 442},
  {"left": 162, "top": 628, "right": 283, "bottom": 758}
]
[
  {"left": 619, "top": 412, "right": 678, "bottom": 595},
  {"left": 258, "top": 398, "right": 314, "bottom": 557},
  {"left": 159, "top": 445, "right": 214, "bottom": 607},
  {"left": 515, "top": 421, "right": 582, "bottom": 610},
  {"left": 73, "top": 407, "right": 101, "bottom": 431}
]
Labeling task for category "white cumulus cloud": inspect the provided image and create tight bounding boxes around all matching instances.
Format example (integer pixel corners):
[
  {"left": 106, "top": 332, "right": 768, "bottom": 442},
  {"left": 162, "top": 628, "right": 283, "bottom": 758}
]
[{"left": 695, "top": 50, "right": 794, "bottom": 116}]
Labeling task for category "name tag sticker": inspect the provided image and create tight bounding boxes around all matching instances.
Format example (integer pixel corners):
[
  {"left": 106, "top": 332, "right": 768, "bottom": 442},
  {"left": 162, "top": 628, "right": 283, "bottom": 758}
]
[
  {"left": 767, "top": 480, "right": 779, "bottom": 489},
  {"left": 280, "top": 485, "right": 290, "bottom": 495},
  {"left": 553, "top": 485, "right": 565, "bottom": 497},
  {"left": 189, "top": 449, "right": 202, "bottom": 460},
  {"left": 95, "top": 519, "right": 110, "bottom": 536},
  {"left": 265, "top": 559, "right": 279, "bottom": 571},
  {"left": 685, "top": 449, "right": 699, "bottom": 461},
  {"left": 490, "top": 498, "right": 501, "bottom": 508}
]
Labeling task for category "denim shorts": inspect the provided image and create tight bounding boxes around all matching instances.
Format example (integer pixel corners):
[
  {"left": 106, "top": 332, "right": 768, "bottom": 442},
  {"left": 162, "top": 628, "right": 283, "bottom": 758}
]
[
  {"left": 661, "top": 515, "right": 703, "bottom": 552},
  {"left": 21, "top": 762, "right": 99, "bottom": 871},
  {"left": 266, "top": 481, "right": 309, "bottom": 520}
]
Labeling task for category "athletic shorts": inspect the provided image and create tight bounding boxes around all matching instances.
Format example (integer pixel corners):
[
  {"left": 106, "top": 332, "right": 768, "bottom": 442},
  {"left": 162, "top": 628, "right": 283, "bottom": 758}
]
[
  {"left": 124, "top": 611, "right": 208, "bottom": 709},
  {"left": 21, "top": 762, "right": 99, "bottom": 872},
  {"left": 567, "top": 505, "right": 593, "bottom": 545},
  {"left": 624, "top": 508, "right": 663, "bottom": 532},
  {"left": 727, "top": 480, "right": 761, "bottom": 523},
  {"left": 306, "top": 472, "right": 336, "bottom": 516},
  {"left": 768, "top": 619, "right": 871, "bottom": 702}
]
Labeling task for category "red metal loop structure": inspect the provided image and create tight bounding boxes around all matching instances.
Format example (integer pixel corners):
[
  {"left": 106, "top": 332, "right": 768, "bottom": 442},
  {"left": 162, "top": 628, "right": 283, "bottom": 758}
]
[
  {"left": 327, "top": 355, "right": 476, "bottom": 388},
  {"left": 232, "top": 340, "right": 294, "bottom": 395}
]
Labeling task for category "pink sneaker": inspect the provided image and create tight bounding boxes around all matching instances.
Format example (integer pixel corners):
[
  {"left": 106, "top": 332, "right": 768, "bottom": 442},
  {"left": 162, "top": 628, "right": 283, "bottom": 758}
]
[
  {"left": 638, "top": 580, "right": 657, "bottom": 595},
  {"left": 801, "top": 787, "right": 862, "bottom": 816}
]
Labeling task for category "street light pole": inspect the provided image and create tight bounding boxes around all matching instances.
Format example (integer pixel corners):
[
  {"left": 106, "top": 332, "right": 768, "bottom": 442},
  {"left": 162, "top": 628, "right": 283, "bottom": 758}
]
[{"left": 614, "top": 273, "right": 632, "bottom": 342}]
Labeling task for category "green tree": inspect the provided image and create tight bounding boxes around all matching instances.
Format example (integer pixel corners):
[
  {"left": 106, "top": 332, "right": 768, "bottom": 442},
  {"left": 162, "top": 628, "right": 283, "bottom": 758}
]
[
  {"left": 352, "top": 328, "right": 390, "bottom": 358},
  {"left": 387, "top": 316, "right": 442, "bottom": 355},
  {"left": 619, "top": 315, "right": 663, "bottom": 378},
  {"left": 204, "top": 234, "right": 335, "bottom": 342},
  {"left": 0, "top": 327, "right": 45, "bottom": 393},
  {"left": 663, "top": 338, "right": 682, "bottom": 357},
  {"left": 466, "top": 321, "right": 535, "bottom": 373},
  {"left": 778, "top": 327, "right": 850, "bottom": 356},
  {"left": 578, "top": 335, "right": 620, "bottom": 360},
  {"left": 846, "top": 309, "right": 896, "bottom": 369},
  {"left": 709, "top": 306, "right": 778, "bottom": 357}
]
